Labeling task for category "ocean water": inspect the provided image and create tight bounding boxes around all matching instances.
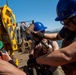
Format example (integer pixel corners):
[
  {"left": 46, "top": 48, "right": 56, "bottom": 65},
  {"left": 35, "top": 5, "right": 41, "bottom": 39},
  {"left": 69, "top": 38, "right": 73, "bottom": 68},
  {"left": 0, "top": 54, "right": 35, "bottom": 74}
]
[{"left": 57, "top": 40, "right": 62, "bottom": 48}]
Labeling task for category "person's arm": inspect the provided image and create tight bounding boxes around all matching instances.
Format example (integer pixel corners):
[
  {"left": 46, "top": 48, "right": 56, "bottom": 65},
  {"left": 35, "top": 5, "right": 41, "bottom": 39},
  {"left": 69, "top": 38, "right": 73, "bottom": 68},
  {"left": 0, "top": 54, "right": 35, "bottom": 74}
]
[
  {"left": 36, "top": 42, "right": 76, "bottom": 66},
  {"left": 44, "top": 27, "right": 65, "bottom": 40},
  {"left": 51, "top": 41, "right": 59, "bottom": 50},
  {"left": 33, "top": 31, "right": 62, "bottom": 40},
  {"left": 44, "top": 33, "right": 62, "bottom": 40},
  {"left": 0, "top": 59, "right": 26, "bottom": 75}
]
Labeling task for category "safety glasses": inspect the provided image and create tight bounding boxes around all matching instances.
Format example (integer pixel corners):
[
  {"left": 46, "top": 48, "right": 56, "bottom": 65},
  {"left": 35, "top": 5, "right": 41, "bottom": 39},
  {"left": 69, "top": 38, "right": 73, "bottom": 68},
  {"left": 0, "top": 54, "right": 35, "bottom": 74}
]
[
  {"left": 67, "top": 11, "right": 76, "bottom": 19},
  {"left": 60, "top": 11, "right": 76, "bottom": 25},
  {"left": 60, "top": 20, "right": 70, "bottom": 25}
]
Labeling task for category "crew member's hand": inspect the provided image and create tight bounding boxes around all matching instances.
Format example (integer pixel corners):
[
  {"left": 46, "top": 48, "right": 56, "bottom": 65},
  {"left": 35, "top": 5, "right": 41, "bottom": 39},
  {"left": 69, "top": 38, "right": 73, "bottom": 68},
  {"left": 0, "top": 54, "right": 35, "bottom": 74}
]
[
  {"left": 0, "top": 51, "right": 12, "bottom": 61},
  {"left": 47, "top": 48, "right": 53, "bottom": 54},
  {"left": 27, "top": 58, "right": 38, "bottom": 67},
  {"left": 0, "top": 50, "right": 18, "bottom": 67},
  {"left": 29, "top": 54, "right": 34, "bottom": 59}
]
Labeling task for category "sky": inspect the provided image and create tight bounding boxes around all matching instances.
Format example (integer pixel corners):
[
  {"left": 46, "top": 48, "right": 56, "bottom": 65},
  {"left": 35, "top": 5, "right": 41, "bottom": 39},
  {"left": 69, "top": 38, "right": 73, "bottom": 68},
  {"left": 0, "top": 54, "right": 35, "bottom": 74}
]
[{"left": 0, "top": 0, "right": 63, "bottom": 31}]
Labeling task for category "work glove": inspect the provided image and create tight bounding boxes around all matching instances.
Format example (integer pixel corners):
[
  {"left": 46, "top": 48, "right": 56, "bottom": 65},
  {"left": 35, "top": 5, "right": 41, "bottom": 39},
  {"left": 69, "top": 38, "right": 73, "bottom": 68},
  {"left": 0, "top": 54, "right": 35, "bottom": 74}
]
[
  {"left": 27, "top": 58, "right": 38, "bottom": 67},
  {"left": 32, "top": 31, "right": 44, "bottom": 40},
  {"left": 29, "top": 54, "right": 34, "bottom": 59}
]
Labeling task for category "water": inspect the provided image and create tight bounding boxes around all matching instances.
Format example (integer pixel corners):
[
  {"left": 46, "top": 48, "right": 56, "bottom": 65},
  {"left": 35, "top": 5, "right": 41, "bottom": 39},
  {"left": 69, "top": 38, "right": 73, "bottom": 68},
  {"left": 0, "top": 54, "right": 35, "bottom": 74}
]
[{"left": 57, "top": 40, "right": 62, "bottom": 48}]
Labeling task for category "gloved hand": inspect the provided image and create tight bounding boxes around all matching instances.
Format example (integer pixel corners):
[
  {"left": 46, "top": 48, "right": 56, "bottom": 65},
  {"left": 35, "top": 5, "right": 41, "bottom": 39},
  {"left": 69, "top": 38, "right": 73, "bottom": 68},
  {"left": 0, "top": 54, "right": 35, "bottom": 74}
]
[
  {"left": 32, "top": 31, "right": 44, "bottom": 40},
  {"left": 27, "top": 58, "right": 38, "bottom": 67},
  {"left": 29, "top": 54, "right": 34, "bottom": 59}
]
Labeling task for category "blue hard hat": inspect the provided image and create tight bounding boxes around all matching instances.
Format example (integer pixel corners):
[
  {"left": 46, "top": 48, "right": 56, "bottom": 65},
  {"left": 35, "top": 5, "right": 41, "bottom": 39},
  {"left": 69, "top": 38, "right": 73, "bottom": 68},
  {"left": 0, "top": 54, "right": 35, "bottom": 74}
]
[
  {"left": 34, "top": 22, "right": 47, "bottom": 31},
  {"left": 55, "top": 0, "right": 76, "bottom": 21}
]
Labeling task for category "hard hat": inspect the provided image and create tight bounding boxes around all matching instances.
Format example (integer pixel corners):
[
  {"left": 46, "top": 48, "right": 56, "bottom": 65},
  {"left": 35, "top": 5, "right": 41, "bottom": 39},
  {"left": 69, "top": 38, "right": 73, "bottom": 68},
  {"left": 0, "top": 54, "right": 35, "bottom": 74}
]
[
  {"left": 34, "top": 22, "right": 47, "bottom": 31},
  {"left": 55, "top": 0, "right": 76, "bottom": 21},
  {"left": 0, "top": 41, "right": 3, "bottom": 49}
]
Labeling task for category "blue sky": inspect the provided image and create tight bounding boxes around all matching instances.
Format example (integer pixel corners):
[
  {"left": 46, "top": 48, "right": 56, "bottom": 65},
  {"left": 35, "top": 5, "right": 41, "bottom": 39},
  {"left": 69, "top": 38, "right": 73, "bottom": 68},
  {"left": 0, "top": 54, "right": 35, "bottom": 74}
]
[{"left": 0, "top": 0, "right": 63, "bottom": 31}]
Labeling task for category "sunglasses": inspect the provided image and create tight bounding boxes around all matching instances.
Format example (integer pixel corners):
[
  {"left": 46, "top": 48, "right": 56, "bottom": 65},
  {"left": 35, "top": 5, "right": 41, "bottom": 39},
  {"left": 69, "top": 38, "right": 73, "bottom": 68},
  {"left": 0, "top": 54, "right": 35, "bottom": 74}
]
[
  {"left": 67, "top": 11, "right": 76, "bottom": 19},
  {"left": 60, "top": 20, "right": 70, "bottom": 25},
  {"left": 60, "top": 11, "right": 76, "bottom": 25}
]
